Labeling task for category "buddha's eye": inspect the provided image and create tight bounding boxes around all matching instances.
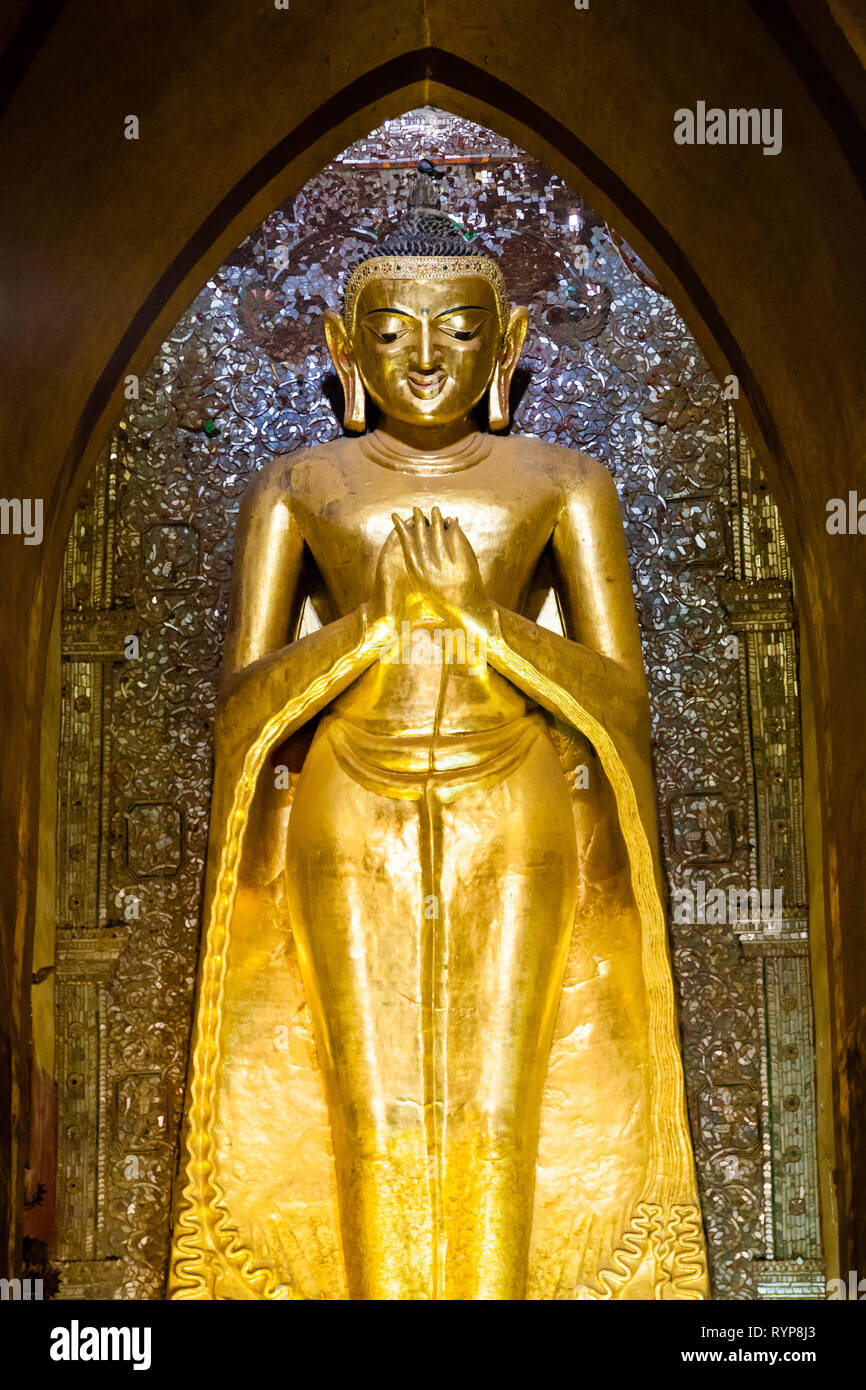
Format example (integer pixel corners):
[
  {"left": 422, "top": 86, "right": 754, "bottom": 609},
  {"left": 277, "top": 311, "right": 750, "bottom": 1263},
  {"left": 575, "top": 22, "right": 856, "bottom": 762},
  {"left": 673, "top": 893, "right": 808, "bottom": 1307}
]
[
  {"left": 362, "top": 312, "right": 412, "bottom": 344},
  {"left": 436, "top": 308, "right": 491, "bottom": 341}
]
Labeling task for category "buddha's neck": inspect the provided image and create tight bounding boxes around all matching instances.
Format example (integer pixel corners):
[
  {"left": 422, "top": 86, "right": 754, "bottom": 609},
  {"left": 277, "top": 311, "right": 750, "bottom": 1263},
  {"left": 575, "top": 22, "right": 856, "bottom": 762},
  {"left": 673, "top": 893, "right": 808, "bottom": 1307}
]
[
  {"left": 363, "top": 416, "right": 491, "bottom": 474},
  {"left": 377, "top": 414, "right": 477, "bottom": 455}
]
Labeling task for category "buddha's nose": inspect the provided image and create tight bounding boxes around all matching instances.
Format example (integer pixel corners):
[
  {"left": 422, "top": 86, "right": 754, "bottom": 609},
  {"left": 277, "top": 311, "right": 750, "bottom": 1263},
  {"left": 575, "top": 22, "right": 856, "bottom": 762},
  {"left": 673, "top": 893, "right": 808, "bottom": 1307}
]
[{"left": 415, "top": 317, "right": 436, "bottom": 370}]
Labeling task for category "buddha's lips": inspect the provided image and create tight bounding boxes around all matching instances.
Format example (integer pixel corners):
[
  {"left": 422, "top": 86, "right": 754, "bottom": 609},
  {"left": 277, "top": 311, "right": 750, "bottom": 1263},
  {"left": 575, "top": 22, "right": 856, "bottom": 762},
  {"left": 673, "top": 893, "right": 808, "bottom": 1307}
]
[{"left": 407, "top": 369, "right": 448, "bottom": 400}]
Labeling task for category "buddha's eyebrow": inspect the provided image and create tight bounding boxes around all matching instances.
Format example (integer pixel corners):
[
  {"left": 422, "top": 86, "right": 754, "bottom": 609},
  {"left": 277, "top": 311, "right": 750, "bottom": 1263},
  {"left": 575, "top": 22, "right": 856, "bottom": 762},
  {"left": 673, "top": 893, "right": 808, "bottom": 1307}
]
[
  {"left": 359, "top": 304, "right": 491, "bottom": 321},
  {"left": 362, "top": 307, "right": 416, "bottom": 318},
  {"left": 435, "top": 305, "right": 489, "bottom": 315}
]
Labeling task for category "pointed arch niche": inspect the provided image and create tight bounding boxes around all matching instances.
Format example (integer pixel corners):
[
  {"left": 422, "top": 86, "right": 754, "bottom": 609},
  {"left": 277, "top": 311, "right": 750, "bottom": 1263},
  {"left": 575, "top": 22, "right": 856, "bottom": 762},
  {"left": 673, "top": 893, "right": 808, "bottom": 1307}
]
[{"left": 42, "top": 110, "right": 822, "bottom": 1301}]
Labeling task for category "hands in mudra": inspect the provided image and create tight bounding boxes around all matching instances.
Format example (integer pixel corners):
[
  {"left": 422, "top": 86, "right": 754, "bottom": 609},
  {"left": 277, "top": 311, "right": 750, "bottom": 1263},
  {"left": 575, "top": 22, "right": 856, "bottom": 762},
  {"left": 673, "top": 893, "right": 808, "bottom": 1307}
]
[{"left": 372, "top": 506, "right": 495, "bottom": 634}]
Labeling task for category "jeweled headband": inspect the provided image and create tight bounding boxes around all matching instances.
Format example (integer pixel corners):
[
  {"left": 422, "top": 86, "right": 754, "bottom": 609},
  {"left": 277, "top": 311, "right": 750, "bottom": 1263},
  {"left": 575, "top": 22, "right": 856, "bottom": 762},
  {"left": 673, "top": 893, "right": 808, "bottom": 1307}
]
[{"left": 343, "top": 163, "right": 510, "bottom": 334}]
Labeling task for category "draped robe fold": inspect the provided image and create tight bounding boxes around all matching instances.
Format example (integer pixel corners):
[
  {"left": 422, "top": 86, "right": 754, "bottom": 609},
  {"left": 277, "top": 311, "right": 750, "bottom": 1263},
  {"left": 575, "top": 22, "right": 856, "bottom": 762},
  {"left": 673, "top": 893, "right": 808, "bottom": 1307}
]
[{"left": 169, "top": 582, "right": 709, "bottom": 1300}]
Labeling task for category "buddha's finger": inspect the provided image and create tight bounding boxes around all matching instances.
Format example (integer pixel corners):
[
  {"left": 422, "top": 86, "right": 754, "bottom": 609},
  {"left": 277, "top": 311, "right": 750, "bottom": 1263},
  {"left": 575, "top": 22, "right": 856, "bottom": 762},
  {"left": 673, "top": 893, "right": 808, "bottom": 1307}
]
[
  {"left": 443, "top": 517, "right": 458, "bottom": 561},
  {"left": 391, "top": 512, "right": 414, "bottom": 552},
  {"left": 411, "top": 506, "right": 434, "bottom": 568},
  {"left": 453, "top": 523, "right": 478, "bottom": 566},
  {"left": 391, "top": 511, "right": 417, "bottom": 539},
  {"left": 391, "top": 513, "right": 424, "bottom": 577},
  {"left": 430, "top": 507, "right": 446, "bottom": 565}
]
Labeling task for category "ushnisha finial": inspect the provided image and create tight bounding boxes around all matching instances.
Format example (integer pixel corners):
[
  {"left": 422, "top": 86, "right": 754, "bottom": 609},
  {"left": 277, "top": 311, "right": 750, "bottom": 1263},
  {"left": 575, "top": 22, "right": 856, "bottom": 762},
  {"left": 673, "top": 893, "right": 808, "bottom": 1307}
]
[{"left": 342, "top": 159, "right": 510, "bottom": 333}]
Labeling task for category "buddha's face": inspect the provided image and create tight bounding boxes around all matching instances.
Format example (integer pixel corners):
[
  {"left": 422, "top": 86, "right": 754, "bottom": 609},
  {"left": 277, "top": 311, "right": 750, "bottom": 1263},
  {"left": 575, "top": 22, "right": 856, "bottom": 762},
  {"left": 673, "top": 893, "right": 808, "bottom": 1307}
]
[{"left": 349, "top": 275, "right": 503, "bottom": 428}]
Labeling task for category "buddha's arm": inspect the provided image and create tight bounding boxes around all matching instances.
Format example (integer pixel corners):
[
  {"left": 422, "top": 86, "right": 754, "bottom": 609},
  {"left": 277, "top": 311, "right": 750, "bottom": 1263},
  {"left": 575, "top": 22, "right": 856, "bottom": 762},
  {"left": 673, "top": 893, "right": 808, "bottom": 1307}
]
[
  {"left": 485, "top": 464, "right": 649, "bottom": 743},
  {"left": 216, "top": 466, "right": 392, "bottom": 761}
]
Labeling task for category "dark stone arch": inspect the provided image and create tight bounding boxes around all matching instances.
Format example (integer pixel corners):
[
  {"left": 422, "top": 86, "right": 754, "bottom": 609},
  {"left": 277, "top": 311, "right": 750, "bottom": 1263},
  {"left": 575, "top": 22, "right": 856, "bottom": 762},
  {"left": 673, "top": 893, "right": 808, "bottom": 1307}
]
[{"left": 2, "top": 2, "right": 864, "bottom": 1279}]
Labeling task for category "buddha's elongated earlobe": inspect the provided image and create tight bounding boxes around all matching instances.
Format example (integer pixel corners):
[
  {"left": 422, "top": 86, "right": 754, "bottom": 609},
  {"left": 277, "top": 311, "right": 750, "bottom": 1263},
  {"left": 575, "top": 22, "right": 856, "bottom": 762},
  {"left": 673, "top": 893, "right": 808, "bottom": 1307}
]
[
  {"left": 324, "top": 309, "right": 366, "bottom": 433},
  {"left": 488, "top": 305, "right": 529, "bottom": 431},
  {"left": 488, "top": 360, "right": 508, "bottom": 432},
  {"left": 342, "top": 360, "right": 366, "bottom": 432}
]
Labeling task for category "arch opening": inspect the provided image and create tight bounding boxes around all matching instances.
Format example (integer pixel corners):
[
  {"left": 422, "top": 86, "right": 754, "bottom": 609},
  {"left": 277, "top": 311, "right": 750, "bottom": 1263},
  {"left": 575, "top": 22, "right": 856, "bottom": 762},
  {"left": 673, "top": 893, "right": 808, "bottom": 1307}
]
[{"left": 35, "top": 107, "right": 827, "bottom": 1301}]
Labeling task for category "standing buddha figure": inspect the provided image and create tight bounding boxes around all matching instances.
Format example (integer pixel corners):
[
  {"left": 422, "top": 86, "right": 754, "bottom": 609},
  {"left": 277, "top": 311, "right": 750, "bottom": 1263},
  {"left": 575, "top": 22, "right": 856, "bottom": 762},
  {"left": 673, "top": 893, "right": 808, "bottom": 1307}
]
[{"left": 169, "top": 168, "right": 709, "bottom": 1301}]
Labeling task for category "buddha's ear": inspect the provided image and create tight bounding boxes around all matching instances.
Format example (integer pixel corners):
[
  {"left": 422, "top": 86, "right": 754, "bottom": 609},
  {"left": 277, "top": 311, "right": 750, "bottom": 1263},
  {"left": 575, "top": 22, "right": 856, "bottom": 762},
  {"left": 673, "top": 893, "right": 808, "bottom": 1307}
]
[
  {"left": 488, "top": 305, "right": 529, "bottom": 431},
  {"left": 324, "top": 309, "right": 366, "bottom": 432}
]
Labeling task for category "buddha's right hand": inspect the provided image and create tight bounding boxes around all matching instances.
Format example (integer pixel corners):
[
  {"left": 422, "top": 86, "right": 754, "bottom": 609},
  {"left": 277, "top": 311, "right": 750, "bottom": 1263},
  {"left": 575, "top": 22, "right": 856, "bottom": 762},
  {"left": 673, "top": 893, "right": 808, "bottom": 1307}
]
[{"left": 364, "top": 527, "right": 405, "bottom": 629}]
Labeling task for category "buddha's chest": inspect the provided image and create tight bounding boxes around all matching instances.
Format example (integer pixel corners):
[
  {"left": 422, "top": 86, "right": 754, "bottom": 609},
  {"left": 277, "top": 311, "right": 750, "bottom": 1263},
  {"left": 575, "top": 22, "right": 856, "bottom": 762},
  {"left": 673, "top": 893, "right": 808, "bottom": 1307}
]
[{"left": 293, "top": 462, "right": 560, "bottom": 609}]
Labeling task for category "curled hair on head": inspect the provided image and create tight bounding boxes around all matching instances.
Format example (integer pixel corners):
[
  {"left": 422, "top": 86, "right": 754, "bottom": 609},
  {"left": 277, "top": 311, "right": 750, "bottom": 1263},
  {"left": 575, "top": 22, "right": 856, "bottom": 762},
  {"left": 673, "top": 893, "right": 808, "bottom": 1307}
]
[
  {"left": 367, "top": 161, "right": 482, "bottom": 259},
  {"left": 343, "top": 162, "right": 511, "bottom": 333}
]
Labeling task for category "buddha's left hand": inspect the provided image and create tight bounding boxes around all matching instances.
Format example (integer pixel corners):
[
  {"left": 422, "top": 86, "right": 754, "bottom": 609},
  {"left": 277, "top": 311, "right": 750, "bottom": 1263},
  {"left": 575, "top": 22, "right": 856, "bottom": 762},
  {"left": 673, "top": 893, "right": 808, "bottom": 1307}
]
[{"left": 391, "top": 506, "right": 496, "bottom": 635}]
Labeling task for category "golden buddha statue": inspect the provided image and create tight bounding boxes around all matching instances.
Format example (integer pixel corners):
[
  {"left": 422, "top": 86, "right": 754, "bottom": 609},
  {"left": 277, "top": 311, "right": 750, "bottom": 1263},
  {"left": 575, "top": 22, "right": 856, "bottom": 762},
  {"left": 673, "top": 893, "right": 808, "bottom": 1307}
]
[{"left": 169, "top": 169, "right": 709, "bottom": 1301}]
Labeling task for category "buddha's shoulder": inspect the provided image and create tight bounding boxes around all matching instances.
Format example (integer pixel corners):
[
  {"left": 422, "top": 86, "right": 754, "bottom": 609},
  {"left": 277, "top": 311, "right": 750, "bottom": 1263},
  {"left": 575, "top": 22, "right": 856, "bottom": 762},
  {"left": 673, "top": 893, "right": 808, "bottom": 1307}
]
[
  {"left": 502, "top": 433, "right": 617, "bottom": 496},
  {"left": 240, "top": 436, "right": 357, "bottom": 506}
]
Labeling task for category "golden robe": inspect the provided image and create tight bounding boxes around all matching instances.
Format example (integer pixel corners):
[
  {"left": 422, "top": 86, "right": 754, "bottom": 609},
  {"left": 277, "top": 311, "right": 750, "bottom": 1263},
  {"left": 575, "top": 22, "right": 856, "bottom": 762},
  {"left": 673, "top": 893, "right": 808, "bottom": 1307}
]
[{"left": 169, "top": 440, "right": 709, "bottom": 1301}]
